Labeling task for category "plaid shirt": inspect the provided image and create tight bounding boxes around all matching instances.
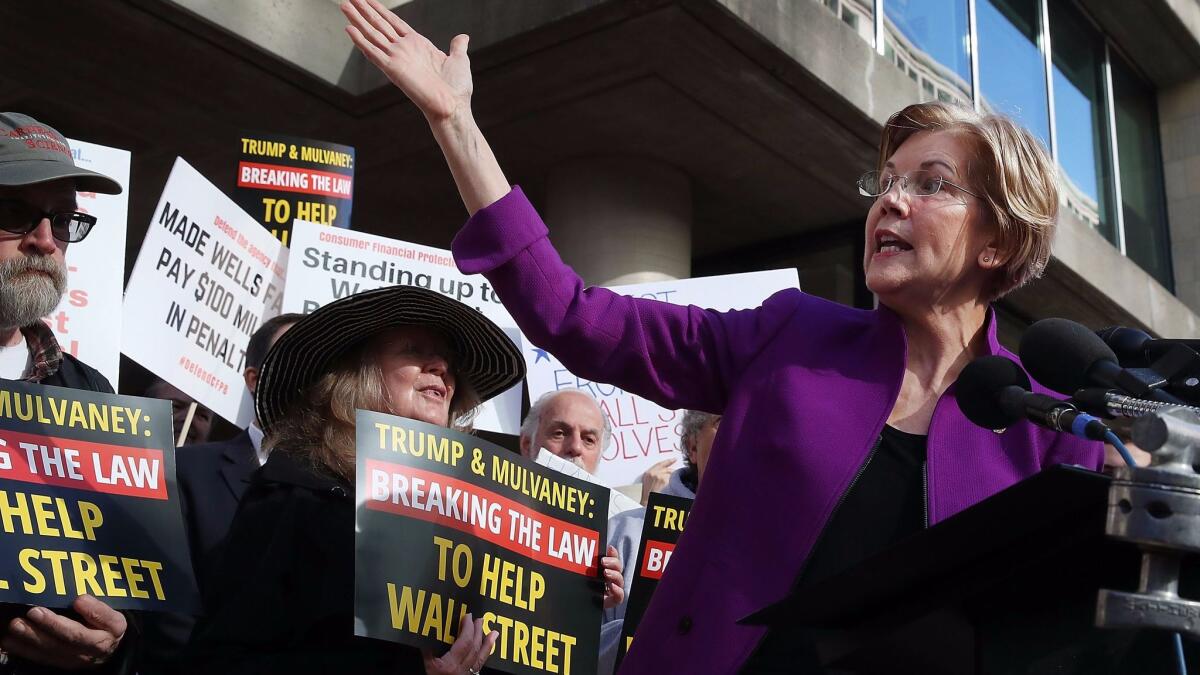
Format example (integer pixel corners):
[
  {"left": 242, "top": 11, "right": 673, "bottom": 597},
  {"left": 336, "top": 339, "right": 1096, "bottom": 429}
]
[{"left": 19, "top": 320, "right": 63, "bottom": 382}]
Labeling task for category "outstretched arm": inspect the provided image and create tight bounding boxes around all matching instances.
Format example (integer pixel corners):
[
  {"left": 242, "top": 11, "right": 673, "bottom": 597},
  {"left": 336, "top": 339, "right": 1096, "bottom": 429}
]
[
  {"left": 341, "top": 0, "right": 508, "bottom": 215},
  {"left": 342, "top": 0, "right": 801, "bottom": 413}
]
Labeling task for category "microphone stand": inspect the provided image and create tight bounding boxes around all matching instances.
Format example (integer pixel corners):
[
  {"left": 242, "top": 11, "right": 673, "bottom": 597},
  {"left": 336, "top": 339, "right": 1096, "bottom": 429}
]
[{"left": 1096, "top": 407, "right": 1200, "bottom": 658}]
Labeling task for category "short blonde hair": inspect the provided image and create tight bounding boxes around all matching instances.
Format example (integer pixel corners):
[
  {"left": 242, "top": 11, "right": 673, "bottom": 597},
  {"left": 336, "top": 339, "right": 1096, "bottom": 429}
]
[
  {"left": 879, "top": 102, "right": 1059, "bottom": 300},
  {"left": 267, "top": 333, "right": 480, "bottom": 482}
]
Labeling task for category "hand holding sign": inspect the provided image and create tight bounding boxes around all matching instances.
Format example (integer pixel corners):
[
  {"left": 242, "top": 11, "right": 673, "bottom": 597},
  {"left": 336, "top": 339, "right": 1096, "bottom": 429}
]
[
  {"left": 602, "top": 545, "right": 625, "bottom": 610},
  {"left": 421, "top": 613, "right": 497, "bottom": 675},
  {"left": 1, "top": 594, "right": 126, "bottom": 670}
]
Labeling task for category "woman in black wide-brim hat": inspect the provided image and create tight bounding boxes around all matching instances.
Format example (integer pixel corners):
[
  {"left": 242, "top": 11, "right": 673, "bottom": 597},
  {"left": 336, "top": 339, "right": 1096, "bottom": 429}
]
[{"left": 185, "top": 286, "right": 625, "bottom": 674}]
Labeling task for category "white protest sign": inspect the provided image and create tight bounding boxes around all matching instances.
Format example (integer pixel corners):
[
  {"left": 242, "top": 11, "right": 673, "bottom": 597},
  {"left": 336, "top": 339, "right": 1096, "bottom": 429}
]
[
  {"left": 122, "top": 157, "right": 288, "bottom": 425},
  {"left": 523, "top": 269, "right": 799, "bottom": 487},
  {"left": 534, "top": 448, "right": 642, "bottom": 519},
  {"left": 281, "top": 219, "right": 523, "bottom": 435},
  {"left": 51, "top": 138, "right": 130, "bottom": 387}
]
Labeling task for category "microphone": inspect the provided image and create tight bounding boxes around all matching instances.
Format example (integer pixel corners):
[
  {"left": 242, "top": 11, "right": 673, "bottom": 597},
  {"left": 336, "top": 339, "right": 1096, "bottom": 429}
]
[
  {"left": 1096, "top": 326, "right": 1200, "bottom": 368},
  {"left": 956, "top": 355, "right": 1109, "bottom": 441},
  {"left": 1071, "top": 388, "right": 1200, "bottom": 419},
  {"left": 1019, "top": 318, "right": 1183, "bottom": 404}
]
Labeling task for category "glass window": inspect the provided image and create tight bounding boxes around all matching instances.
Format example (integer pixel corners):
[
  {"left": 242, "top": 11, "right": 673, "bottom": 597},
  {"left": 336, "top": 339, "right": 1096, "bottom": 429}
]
[
  {"left": 977, "top": 0, "right": 1051, "bottom": 146},
  {"left": 820, "top": 0, "right": 874, "bottom": 47},
  {"left": 1050, "top": 1, "right": 1117, "bottom": 242},
  {"left": 841, "top": 6, "right": 858, "bottom": 30},
  {"left": 884, "top": 0, "right": 972, "bottom": 105},
  {"left": 1112, "top": 54, "right": 1173, "bottom": 289}
]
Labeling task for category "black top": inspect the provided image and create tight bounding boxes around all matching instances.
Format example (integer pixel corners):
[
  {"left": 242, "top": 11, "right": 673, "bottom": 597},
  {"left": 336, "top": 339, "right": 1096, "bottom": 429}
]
[
  {"left": 183, "top": 451, "right": 424, "bottom": 674},
  {"left": 743, "top": 425, "right": 928, "bottom": 673}
]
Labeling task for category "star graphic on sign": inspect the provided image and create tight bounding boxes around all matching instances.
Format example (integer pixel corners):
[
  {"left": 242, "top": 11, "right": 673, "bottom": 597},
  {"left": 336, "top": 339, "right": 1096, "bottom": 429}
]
[{"left": 532, "top": 348, "right": 551, "bottom": 364}]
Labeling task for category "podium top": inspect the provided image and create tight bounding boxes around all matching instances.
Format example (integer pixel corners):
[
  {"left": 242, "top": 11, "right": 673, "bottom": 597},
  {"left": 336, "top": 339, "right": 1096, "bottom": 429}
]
[{"left": 744, "top": 465, "right": 1113, "bottom": 628}]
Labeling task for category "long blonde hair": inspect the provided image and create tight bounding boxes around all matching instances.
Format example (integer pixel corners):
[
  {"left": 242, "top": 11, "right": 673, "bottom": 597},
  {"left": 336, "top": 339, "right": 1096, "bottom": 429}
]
[{"left": 266, "top": 332, "right": 480, "bottom": 482}]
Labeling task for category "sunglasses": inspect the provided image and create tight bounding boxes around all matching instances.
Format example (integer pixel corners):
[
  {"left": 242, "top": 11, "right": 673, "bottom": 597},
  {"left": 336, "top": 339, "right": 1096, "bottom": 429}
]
[{"left": 0, "top": 198, "right": 97, "bottom": 243}]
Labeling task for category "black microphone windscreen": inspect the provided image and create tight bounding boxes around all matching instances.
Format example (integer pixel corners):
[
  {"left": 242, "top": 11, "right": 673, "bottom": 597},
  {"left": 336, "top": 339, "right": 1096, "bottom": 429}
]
[
  {"left": 1019, "top": 318, "right": 1119, "bottom": 396},
  {"left": 1096, "top": 326, "right": 1153, "bottom": 366},
  {"left": 956, "top": 356, "right": 1031, "bottom": 429}
]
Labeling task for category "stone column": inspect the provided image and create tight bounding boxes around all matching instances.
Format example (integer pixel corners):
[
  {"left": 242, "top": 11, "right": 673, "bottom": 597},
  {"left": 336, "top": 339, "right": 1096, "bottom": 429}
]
[
  {"left": 545, "top": 157, "right": 692, "bottom": 286},
  {"left": 1160, "top": 76, "right": 1200, "bottom": 313}
]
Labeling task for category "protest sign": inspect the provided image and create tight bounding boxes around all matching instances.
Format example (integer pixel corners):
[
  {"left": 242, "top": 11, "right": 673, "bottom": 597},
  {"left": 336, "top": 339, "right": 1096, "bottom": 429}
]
[
  {"left": 523, "top": 269, "right": 799, "bottom": 486},
  {"left": 0, "top": 381, "right": 198, "bottom": 612},
  {"left": 616, "top": 492, "right": 692, "bottom": 667},
  {"left": 234, "top": 132, "right": 354, "bottom": 246},
  {"left": 49, "top": 138, "right": 129, "bottom": 387},
  {"left": 534, "top": 448, "right": 641, "bottom": 520},
  {"left": 355, "top": 411, "right": 608, "bottom": 675},
  {"left": 283, "top": 219, "right": 523, "bottom": 434},
  {"left": 123, "top": 158, "right": 288, "bottom": 425}
]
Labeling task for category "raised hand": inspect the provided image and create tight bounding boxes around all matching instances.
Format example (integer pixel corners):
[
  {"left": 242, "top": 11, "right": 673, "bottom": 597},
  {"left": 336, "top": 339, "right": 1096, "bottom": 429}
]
[
  {"left": 340, "top": 0, "right": 472, "bottom": 122},
  {"left": 340, "top": 0, "right": 509, "bottom": 214}
]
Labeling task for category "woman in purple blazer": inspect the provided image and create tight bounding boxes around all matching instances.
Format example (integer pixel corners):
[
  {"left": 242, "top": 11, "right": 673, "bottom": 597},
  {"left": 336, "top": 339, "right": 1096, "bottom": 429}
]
[{"left": 340, "top": 1, "right": 1105, "bottom": 672}]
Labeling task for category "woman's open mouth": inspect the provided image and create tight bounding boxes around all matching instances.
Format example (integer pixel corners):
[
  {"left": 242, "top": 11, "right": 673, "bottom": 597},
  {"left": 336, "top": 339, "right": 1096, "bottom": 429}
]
[
  {"left": 873, "top": 230, "right": 913, "bottom": 258},
  {"left": 417, "top": 384, "right": 447, "bottom": 401}
]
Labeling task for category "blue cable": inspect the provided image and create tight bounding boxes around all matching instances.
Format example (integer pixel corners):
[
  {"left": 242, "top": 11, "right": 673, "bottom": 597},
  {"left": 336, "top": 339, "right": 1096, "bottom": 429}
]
[
  {"left": 1104, "top": 430, "right": 1189, "bottom": 675},
  {"left": 1177, "top": 633, "right": 1189, "bottom": 675},
  {"left": 1104, "top": 430, "right": 1138, "bottom": 470}
]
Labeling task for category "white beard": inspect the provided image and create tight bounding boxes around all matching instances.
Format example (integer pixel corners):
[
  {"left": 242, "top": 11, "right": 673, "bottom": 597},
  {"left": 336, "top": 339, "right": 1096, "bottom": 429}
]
[{"left": 0, "top": 255, "right": 67, "bottom": 329}]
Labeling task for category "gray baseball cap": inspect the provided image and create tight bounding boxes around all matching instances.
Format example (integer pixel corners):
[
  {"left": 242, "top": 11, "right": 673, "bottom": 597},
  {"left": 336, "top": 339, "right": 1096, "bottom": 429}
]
[{"left": 0, "top": 113, "right": 122, "bottom": 195}]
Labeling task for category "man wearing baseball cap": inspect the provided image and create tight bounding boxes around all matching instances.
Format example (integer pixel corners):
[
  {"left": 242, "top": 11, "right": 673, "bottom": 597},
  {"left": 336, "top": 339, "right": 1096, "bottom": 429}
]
[{"left": 0, "top": 113, "right": 132, "bottom": 672}]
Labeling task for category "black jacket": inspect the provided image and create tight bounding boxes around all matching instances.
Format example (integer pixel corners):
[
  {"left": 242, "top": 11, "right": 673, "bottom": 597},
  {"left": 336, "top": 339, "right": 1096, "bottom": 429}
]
[
  {"left": 37, "top": 352, "right": 114, "bottom": 393},
  {"left": 138, "top": 430, "right": 259, "bottom": 674},
  {"left": 176, "top": 429, "right": 257, "bottom": 589},
  {"left": 184, "top": 451, "right": 423, "bottom": 674}
]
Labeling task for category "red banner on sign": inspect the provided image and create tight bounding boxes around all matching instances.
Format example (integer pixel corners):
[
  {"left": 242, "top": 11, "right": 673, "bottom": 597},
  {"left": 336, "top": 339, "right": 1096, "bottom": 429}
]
[
  {"left": 0, "top": 431, "right": 166, "bottom": 500},
  {"left": 638, "top": 539, "right": 676, "bottom": 580},
  {"left": 365, "top": 459, "right": 601, "bottom": 576},
  {"left": 236, "top": 161, "right": 353, "bottom": 199}
]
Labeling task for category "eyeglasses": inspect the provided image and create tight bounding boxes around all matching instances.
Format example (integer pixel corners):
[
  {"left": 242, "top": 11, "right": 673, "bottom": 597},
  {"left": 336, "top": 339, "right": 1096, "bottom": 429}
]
[
  {"left": 857, "top": 170, "right": 982, "bottom": 200},
  {"left": 0, "top": 199, "right": 97, "bottom": 243}
]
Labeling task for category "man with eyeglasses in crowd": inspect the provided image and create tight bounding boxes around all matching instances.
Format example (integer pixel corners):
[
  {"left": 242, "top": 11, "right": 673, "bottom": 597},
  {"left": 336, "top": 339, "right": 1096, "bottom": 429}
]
[{"left": 0, "top": 113, "right": 134, "bottom": 673}]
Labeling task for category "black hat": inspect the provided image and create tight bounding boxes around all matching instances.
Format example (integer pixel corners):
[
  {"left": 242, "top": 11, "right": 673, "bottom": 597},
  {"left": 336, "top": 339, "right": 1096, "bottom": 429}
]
[
  {"left": 254, "top": 285, "right": 525, "bottom": 435},
  {"left": 0, "top": 113, "right": 122, "bottom": 194}
]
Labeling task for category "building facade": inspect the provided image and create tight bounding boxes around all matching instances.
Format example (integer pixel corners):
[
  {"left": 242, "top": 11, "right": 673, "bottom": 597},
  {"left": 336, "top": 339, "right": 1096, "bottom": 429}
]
[{"left": 5, "top": 0, "right": 1198, "bottom": 347}]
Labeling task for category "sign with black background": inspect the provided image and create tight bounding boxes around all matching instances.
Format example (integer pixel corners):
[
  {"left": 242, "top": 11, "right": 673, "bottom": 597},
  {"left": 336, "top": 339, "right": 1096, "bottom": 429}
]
[
  {"left": 0, "top": 381, "right": 198, "bottom": 613},
  {"left": 354, "top": 411, "right": 609, "bottom": 675},
  {"left": 234, "top": 132, "right": 354, "bottom": 246},
  {"left": 616, "top": 491, "right": 693, "bottom": 667}
]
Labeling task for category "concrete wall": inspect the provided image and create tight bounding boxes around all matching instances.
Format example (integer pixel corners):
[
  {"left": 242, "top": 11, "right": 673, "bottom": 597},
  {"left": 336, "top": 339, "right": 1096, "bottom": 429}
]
[
  {"left": 163, "top": 0, "right": 358, "bottom": 89},
  {"left": 1160, "top": 76, "right": 1200, "bottom": 318},
  {"left": 711, "top": 0, "right": 921, "bottom": 127},
  {"left": 1048, "top": 207, "right": 1199, "bottom": 337}
]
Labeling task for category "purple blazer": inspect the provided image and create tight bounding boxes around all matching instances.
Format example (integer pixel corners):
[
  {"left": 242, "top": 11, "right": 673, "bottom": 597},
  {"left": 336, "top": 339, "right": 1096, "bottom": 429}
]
[{"left": 452, "top": 188, "right": 1105, "bottom": 673}]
